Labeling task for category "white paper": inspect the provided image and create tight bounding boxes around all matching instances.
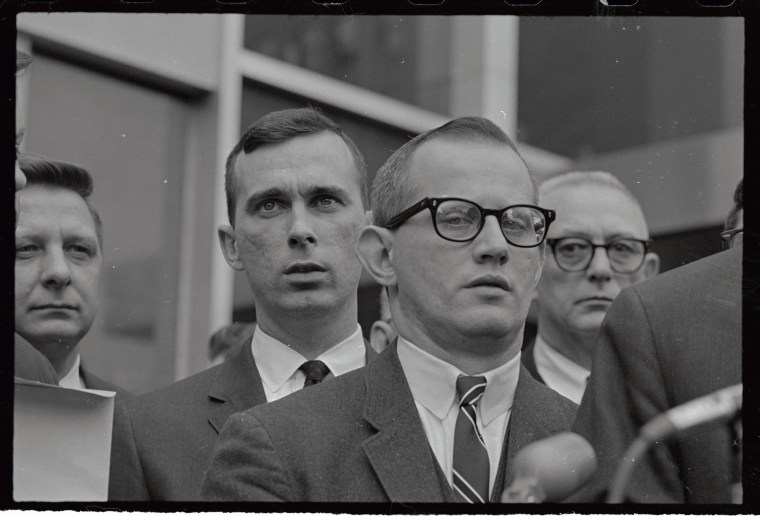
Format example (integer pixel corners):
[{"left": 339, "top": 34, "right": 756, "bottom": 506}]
[{"left": 13, "top": 379, "right": 116, "bottom": 501}]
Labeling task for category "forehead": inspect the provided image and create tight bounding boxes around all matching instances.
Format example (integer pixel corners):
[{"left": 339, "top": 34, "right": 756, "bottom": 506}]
[
  {"left": 406, "top": 137, "right": 533, "bottom": 206},
  {"left": 543, "top": 184, "right": 648, "bottom": 238},
  {"left": 16, "top": 186, "right": 98, "bottom": 239},
  {"left": 234, "top": 131, "right": 360, "bottom": 198}
]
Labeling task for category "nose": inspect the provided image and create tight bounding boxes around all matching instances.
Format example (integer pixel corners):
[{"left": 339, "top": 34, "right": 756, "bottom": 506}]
[
  {"left": 473, "top": 214, "right": 509, "bottom": 265},
  {"left": 287, "top": 204, "right": 318, "bottom": 248},
  {"left": 40, "top": 247, "right": 72, "bottom": 289},
  {"left": 586, "top": 246, "right": 613, "bottom": 282}
]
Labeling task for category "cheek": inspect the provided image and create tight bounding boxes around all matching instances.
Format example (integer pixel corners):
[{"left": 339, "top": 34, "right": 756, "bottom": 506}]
[
  {"left": 14, "top": 266, "right": 37, "bottom": 302},
  {"left": 239, "top": 230, "right": 277, "bottom": 262}
]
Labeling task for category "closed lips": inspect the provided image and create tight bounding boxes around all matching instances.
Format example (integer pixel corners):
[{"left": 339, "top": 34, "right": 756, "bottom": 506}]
[
  {"left": 285, "top": 263, "right": 326, "bottom": 274},
  {"left": 467, "top": 276, "right": 511, "bottom": 290}
]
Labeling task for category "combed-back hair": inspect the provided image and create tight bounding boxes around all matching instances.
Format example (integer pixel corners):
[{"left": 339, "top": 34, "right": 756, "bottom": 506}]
[
  {"left": 371, "top": 116, "right": 537, "bottom": 228},
  {"left": 725, "top": 178, "right": 743, "bottom": 231},
  {"left": 16, "top": 49, "right": 33, "bottom": 75},
  {"left": 224, "top": 107, "right": 368, "bottom": 226},
  {"left": 18, "top": 155, "right": 104, "bottom": 247}
]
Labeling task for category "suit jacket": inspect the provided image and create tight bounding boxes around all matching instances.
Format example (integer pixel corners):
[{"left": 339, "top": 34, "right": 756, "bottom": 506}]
[
  {"left": 108, "top": 337, "right": 376, "bottom": 501},
  {"left": 520, "top": 338, "right": 545, "bottom": 384},
  {"left": 571, "top": 247, "right": 742, "bottom": 503},
  {"left": 81, "top": 365, "right": 130, "bottom": 399},
  {"left": 14, "top": 333, "right": 58, "bottom": 384},
  {"left": 201, "top": 342, "right": 578, "bottom": 502}
]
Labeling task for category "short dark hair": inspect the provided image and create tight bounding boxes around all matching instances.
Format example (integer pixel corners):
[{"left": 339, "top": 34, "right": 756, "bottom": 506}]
[
  {"left": 224, "top": 107, "right": 368, "bottom": 226},
  {"left": 18, "top": 155, "right": 104, "bottom": 247},
  {"left": 16, "top": 49, "right": 33, "bottom": 75},
  {"left": 371, "top": 116, "right": 537, "bottom": 227},
  {"left": 725, "top": 178, "right": 743, "bottom": 231}
]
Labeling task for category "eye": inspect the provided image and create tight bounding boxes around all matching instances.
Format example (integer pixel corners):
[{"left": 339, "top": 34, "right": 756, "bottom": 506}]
[
  {"left": 15, "top": 244, "right": 38, "bottom": 259},
  {"left": 67, "top": 244, "right": 95, "bottom": 259},
  {"left": 256, "top": 199, "right": 286, "bottom": 216},
  {"left": 610, "top": 240, "right": 637, "bottom": 254},
  {"left": 313, "top": 195, "right": 342, "bottom": 211},
  {"left": 557, "top": 240, "right": 590, "bottom": 255}
]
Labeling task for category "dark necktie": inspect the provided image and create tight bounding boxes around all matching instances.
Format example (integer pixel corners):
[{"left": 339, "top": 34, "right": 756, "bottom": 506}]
[
  {"left": 453, "top": 375, "right": 490, "bottom": 503},
  {"left": 299, "top": 360, "right": 330, "bottom": 388}
]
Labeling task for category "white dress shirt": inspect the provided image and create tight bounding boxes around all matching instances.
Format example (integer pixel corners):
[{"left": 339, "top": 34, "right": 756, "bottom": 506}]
[
  {"left": 251, "top": 324, "right": 366, "bottom": 403},
  {"left": 533, "top": 333, "right": 590, "bottom": 404},
  {"left": 396, "top": 336, "right": 520, "bottom": 496},
  {"left": 57, "top": 353, "right": 86, "bottom": 390}
]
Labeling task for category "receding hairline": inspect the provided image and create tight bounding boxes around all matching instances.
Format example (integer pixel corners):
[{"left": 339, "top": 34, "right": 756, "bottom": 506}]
[
  {"left": 405, "top": 133, "right": 536, "bottom": 197},
  {"left": 540, "top": 171, "right": 650, "bottom": 237},
  {"left": 17, "top": 184, "right": 103, "bottom": 245},
  {"left": 229, "top": 130, "right": 363, "bottom": 206}
]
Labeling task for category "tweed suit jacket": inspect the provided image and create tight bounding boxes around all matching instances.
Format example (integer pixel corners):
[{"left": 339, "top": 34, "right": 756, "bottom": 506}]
[
  {"left": 571, "top": 247, "right": 742, "bottom": 503},
  {"left": 108, "top": 336, "right": 376, "bottom": 501},
  {"left": 201, "top": 342, "right": 578, "bottom": 503}
]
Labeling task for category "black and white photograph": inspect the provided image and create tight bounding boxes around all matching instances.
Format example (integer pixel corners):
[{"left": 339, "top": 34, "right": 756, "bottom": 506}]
[{"left": 10, "top": 7, "right": 746, "bottom": 508}]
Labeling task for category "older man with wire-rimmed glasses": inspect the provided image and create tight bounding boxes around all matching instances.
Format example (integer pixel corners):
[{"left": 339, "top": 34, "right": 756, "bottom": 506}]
[{"left": 522, "top": 171, "right": 660, "bottom": 404}]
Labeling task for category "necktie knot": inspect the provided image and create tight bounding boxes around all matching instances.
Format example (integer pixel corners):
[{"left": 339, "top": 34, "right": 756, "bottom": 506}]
[
  {"left": 456, "top": 375, "right": 487, "bottom": 408},
  {"left": 299, "top": 360, "right": 330, "bottom": 387}
]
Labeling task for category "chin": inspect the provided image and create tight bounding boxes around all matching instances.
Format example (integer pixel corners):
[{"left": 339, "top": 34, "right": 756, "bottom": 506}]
[
  {"left": 278, "top": 291, "right": 343, "bottom": 314},
  {"left": 571, "top": 313, "right": 607, "bottom": 332},
  {"left": 455, "top": 313, "right": 512, "bottom": 340}
]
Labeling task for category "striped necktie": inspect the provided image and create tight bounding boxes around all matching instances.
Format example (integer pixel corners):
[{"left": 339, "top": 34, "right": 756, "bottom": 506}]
[
  {"left": 453, "top": 375, "right": 489, "bottom": 503},
  {"left": 299, "top": 360, "right": 330, "bottom": 388}
]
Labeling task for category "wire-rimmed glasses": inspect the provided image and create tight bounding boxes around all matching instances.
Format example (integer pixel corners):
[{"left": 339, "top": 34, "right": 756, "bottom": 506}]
[{"left": 546, "top": 237, "right": 651, "bottom": 273}]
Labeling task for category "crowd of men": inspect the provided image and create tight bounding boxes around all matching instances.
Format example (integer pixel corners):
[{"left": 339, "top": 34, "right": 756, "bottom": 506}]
[{"left": 14, "top": 48, "right": 743, "bottom": 505}]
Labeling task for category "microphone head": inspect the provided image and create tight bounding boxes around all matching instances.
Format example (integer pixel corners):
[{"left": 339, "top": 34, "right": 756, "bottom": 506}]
[{"left": 501, "top": 432, "right": 597, "bottom": 503}]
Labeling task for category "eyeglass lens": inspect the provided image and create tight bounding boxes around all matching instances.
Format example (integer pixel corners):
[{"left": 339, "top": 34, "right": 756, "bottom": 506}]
[
  {"left": 434, "top": 199, "right": 546, "bottom": 246},
  {"left": 553, "top": 238, "right": 646, "bottom": 272}
]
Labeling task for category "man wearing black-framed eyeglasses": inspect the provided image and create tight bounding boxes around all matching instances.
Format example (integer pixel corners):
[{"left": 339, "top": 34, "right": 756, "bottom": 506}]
[{"left": 524, "top": 171, "right": 660, "bottom": 404}]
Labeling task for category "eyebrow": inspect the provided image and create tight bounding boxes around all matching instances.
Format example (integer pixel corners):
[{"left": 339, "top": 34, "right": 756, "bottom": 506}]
[
  {"left": 244, "top": 187, "right": 287, "bottom": 213},
  {"left": 304, "top": 185, "right": 350, "bottom": 200},
  {"left": 244, "top": 184, "right": 352, "bottom": 212}
]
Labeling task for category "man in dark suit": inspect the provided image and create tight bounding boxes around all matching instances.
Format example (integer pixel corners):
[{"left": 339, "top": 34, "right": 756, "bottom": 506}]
[
  {"left": 202, "top": 116, "right": 577, "bottom": 503},
  {"left": 108, "top": 108, "right": 375, "bottom": 500},
  {"left": 570, "top": 242, "right": 741, "bottom": 502},
  {"left": 522, "top": 171, "right": 659, "bottom": 403},
  {"left": 15, "top": 156, "right": 125, "bottom": 395}
]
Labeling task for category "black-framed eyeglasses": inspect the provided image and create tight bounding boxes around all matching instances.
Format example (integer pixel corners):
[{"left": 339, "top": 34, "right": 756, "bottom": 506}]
[
  {"left": 384, "top": 197, "right": 556, "bottom": 248},
  {"left": 720, "top": 228, "right": 743, "bottom": 250},
  {"left": 547, "top": 237, "right": 651, "bottom": 273}
]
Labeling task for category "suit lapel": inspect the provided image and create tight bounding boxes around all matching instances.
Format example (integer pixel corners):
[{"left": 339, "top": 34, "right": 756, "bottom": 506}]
[
  {"left": 207, "top": 337, "right": 267, "bottom": 433},
  {"left": 503, "top": 365, "right": 568, "bottom": 483},
  {"left": 360, "top": 343, "right": 445, "bottom": 502}
]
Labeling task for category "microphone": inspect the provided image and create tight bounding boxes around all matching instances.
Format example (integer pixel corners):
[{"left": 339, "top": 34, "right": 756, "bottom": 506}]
[
  {"left": 639, "top": 383, "right": 742, "bottom": 443},
  {"left": 607, "top": 383, "right": 742, "bottom": 503},
  {"left": 501, "top": 432, "right": 597, "bottom": 503}
]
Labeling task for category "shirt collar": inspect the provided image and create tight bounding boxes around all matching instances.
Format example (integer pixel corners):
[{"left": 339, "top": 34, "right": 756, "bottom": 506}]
[
  {"left": 397, "top": 336, "right": 520, "bottom": 426},
  {"left": 58, "top": 354, "right": 85, "bottom": 390},
  {"left": 534, "top": 333, "right": 590, "bottom": 402},
  {"left": 251, "top": 324, "right": 365, "bottom": 392}
]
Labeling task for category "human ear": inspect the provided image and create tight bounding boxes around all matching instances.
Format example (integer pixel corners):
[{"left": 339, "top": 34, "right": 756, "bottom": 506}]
[
  {"left": 356, "top": 226, "right": 397, "bottom": 288},
  {"left": 642, "top": 252, "right": 660, "bottom": 280},
  {"left": 218, "top": 225, "right": 245, "bottom": 271},
  {"left": 369, "top": 320, "right": 396, "bottom": 353}
]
